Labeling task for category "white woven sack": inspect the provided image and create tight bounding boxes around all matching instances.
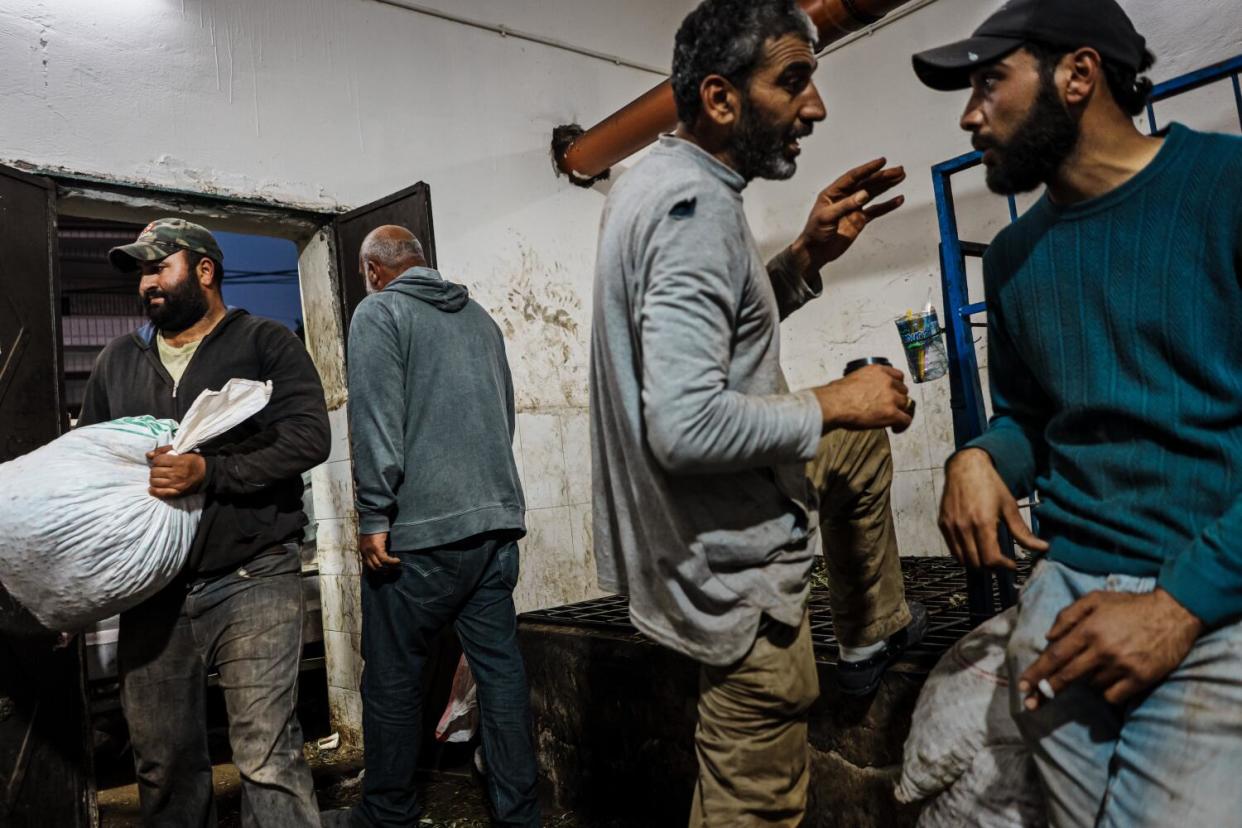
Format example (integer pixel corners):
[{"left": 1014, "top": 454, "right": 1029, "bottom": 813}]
[
  {"left": 897, "top": 606, "right": 1022, "bottom": 802},
  {"left": 0, "top": 378, "right": 271, "bottom": 630},
  {"left": 915, "top": 744, "right": 1045, "bottom": 828},
  {"left": 896, "top": 605, "right": 1044, "bottom": 826}
]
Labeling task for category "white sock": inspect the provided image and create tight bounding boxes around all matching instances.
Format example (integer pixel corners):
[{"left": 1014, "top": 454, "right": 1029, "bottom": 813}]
[{"left": 838, "top": 639, "right": 886, "bottom": 663}]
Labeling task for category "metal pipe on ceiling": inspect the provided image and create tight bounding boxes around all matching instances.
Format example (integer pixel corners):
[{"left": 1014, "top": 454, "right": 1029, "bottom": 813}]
[
  {"left": 372, "top": 0, "right": 668, "bottom": 76},
  {"left": 817, "top": 0, "right": 940, "bottom": 56},
  {"left": 553, "top": 0, "right": 924, "bottom": 184}
]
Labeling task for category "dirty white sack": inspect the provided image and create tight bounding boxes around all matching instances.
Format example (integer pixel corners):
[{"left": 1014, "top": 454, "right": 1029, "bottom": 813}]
[
  {"left": 896, "top": 605, "right": 1045, "bottom": 827},
  {"left": 0, "top": 378, "right": 271, "bottom": 630},
  {"left": 916, "top": 743, "right": 1045, "bottom": 828},
  {"left": 436, "top": 654, "right": 479, "bottom": 744}
]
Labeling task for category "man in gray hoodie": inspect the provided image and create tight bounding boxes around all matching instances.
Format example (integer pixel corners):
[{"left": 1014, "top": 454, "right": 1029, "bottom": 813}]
[
  {"left": 347, "top": 226, "right": 538, "bottom": 828},
  {"left": 591, "top": 1, "right": 926, "bottom": 825}
]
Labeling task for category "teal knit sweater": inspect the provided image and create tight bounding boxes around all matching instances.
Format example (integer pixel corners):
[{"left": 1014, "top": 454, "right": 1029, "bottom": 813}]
[{"left": 969, "top": 124, "right": 1242, "bottom": 627}]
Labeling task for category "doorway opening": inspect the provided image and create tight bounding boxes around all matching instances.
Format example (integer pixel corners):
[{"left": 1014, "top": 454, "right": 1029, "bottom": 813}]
[
  {"left": 50, "top": 207, "right": 332, "bottom": 817},
  {"left": 1, "top": 163, "right": 438, "bottom": 824},
  {"left": 57, "top": 217, "right": 305, "bottom": 423}
]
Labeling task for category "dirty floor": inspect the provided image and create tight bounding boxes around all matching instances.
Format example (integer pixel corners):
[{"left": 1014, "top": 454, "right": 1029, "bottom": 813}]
[{"left": 97, "top": 742, "right": 594, "bottom": 828}]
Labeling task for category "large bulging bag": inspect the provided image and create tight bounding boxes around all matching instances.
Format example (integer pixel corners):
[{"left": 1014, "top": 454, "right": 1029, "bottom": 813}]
[
  {"left": 0, "top": 378, "right": 272, "bottom": 630},
  {"left": 896, "top": 605, "right": 1045, "bottom": 827}
]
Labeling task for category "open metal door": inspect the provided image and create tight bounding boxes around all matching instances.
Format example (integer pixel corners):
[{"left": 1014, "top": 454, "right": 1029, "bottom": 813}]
[
  {"left": 0, "top": 165, "right": 95, "bottom": 827},
  {"left": 333, "top": 182, "right": 437, "bottom": 337},
  {"left": 0, "top": 167, "right": 65, "bottom": 458},
  {"left": 331, "top": 183, "right": 455, "bottom": 766}
]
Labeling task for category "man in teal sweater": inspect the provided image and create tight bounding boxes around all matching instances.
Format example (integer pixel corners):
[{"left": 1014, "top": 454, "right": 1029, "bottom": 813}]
[{"left": 915, "top": 0, "right": 1242, "bottom": 824}]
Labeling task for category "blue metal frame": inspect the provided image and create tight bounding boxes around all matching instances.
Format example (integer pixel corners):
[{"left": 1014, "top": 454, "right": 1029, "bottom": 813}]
[
  {"left": 932, "top": 53, "right": 1242, "bottom": 623},
  {"left": 1146, "top": 54, "right": 1242, "bottom": 132}
]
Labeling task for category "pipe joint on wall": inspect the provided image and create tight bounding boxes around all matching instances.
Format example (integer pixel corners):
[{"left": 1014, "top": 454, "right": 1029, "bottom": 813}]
[{"left": 551, "top": 125, "right": 612, "bottom": 188}]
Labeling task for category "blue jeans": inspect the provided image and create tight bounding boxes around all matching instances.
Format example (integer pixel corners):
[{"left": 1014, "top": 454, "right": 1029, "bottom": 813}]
[
  {"left": 353, "top": 534, "right": 539, "bottom": 827},
  {"left": 1008, "top": 559, "right": 1242, "bottom": 827},
  {"left": 118, "top": 543, "right": 320, "bottom": 827}
]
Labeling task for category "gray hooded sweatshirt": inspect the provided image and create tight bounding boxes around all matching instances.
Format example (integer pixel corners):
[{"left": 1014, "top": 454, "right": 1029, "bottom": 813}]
[{"left": 348, "top": 267, "right": 525, "bottom": 551}]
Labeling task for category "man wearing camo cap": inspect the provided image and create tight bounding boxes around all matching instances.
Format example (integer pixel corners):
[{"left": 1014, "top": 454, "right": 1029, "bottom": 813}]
[{"left": 79, "top": 217, "right": 331, "bottom": 825}]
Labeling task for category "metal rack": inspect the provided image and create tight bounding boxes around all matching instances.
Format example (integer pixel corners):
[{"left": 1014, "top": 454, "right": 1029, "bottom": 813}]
[
  {"left": 932, "top": 54, "right": 1242, "bottom": 623},
  {"left": 522, "top": 557, "right": 1031, "bottom": 667}
]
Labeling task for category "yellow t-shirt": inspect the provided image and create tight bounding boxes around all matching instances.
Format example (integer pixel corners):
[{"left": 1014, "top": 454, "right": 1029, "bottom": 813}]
[{"left": 156, "top": 334, "right": 202, "bottom": 385}]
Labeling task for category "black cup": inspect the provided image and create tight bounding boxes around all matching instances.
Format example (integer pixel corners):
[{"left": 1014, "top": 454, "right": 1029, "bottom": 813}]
[
  {"left": 843, "top": 356, "right": 892, "bottom": 376},
  {"left": 843, "top": 356, "right": 913, "bottom": 433}
]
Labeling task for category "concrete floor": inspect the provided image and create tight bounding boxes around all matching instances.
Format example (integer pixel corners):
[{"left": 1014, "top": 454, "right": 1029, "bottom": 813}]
[
  {"left": 97, "top": 743, "right": 367, "bottom": 827},
  {"left": 97, "top": 743, "right": 593, "bottom": 828},
  {"left": 90, "top": 664, "right": 596, "bottom": 827}
]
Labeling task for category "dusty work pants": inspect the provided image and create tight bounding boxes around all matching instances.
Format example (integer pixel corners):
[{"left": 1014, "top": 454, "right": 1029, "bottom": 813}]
[
  {"left": 807, "top": 426, "right": 912, "bottom": 648},
  {"left": 1010, "top": 559, "right": 1242, "bottom": 827},
  {"left": 690, "top": 610, "right": 819, "bottom": 828},
  {"left": 118, "top": 543, "right": 320, "bottom": 828},
  {"left": 689, "top": 428, "right": 911, "bottom": 827}
]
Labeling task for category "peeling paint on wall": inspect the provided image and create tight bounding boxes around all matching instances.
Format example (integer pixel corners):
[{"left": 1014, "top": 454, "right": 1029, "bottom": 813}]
[
  {"left": 9, "top": 159, "right": 347, "bottom": 217},
  {"left": 487, "top": 242, "right": 589, "bottom": 412},
  {"left": 297, "top": 230, "right": 349, "bottom": 411},
  {"left": 305, "top": 295, "right": 349, "bottom": 413}
]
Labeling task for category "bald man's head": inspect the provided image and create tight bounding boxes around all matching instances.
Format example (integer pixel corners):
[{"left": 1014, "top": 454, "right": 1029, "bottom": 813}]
[{"left": 360, "top": 225, "right": 426, "bottom": 294}]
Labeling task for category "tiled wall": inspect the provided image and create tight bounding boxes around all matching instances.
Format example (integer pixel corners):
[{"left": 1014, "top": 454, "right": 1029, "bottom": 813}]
[
  {"left": 888, "top": 378, "right": 954, "bottom": 559},
  {"left": 298, "top": 232, "right": 368, "bottom": 740},
  {"left": 773, "top": 274, "right": 963, "bottom": 562},
  {"left": 310, "top": 406, "right": 366, "bottom": 743},
  {"left": 512, "top": 408, "right": 605, "bottom": 614}
]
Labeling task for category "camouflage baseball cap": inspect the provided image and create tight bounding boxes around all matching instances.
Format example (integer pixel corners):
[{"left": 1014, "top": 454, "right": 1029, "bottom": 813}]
[{"left": 108, "top": 217, "right": 225, "bottom": 273}]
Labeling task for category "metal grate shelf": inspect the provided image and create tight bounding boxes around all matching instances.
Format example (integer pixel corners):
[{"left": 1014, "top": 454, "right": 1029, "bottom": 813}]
[{"left": 521, "top": 557, "right": 1031, "bottom": 667}]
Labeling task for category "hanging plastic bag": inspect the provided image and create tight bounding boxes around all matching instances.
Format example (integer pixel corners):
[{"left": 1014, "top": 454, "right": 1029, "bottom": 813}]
[
  {"left": 0, "top": 378, "right": 272, "bottom": 630},
  {"left": 435, "top": 654, "right": 479, "bottom": 744}
]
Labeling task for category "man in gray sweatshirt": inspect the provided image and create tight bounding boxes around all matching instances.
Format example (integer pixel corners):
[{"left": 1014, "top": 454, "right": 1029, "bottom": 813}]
[
  {"left": 590, "top": 1, "right": 926, "bottom": 824},
  {"left": 347, "top": 226, "right": 538, "bottom": 828}
]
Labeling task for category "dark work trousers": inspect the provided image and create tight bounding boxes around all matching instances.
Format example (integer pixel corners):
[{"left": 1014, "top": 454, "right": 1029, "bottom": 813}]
[
  {"left": 118, "top": 543, "right": 320, "bottom": 827},
  {"left": 352, "top": 534, "right": 540, "bottom": 827}
]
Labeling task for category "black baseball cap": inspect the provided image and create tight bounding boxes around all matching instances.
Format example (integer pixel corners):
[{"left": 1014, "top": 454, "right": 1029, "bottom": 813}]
[{"left": 911, "top": 0, "right": 1148, "bottom": 91}]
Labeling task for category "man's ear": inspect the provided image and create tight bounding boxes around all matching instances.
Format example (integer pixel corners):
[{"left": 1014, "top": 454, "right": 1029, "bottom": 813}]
[
  {"left": 196, "top": 256, "right": 219, "bottom": 291},
  {"left": 1062, "top": 47, "right": 1103, "bottom": 109},
  {"left": 699, "top": 74, "right": 741, "bottom": 128}
]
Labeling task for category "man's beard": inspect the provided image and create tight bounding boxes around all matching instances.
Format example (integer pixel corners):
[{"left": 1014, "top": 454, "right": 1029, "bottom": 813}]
[
  {"left": 978, "top": 76, "right": 1080, "bottom": 195},
  {"left": 730, "top": 98, "right": 807, "bottom": 182},
  {"left": 142, "top": 276, "right": 209, "bottom": 334}
]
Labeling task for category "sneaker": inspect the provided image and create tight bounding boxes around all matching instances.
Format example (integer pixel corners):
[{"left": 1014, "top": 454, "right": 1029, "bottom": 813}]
[{"left": 835, "top": 601, "right": 929, "bottom": 696}]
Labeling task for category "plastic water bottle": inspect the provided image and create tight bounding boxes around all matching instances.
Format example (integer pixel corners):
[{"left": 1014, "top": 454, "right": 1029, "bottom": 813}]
[{"left": 894, "top": 305, "right": 948, "bottom": 383}]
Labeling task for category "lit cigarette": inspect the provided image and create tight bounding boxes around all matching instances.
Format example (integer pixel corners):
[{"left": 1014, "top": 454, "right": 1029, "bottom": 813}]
[{"left": 1037, "top": 679, "right": 1056, "bottom": 700}]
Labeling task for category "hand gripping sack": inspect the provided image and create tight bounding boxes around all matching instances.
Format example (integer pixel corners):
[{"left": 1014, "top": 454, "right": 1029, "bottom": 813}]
[{"left": 0, "top": 378, "right": 272, "bottom": 630}]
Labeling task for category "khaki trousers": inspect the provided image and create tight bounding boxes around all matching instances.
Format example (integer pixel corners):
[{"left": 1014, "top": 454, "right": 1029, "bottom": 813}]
[
  {"left": 689, "top": 428, "right": 910, "bottom": 827},
  {"left": 807, "top": 426, "right": 911, "bottom": 647},
  {"left": 690, "top": 611, "right": 818, "bottom": 828}
]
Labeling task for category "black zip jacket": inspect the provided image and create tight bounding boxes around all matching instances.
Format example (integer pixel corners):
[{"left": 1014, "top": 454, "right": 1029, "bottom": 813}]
[{"left": 78, "top": 309, "right": 331, "bottom": 577}]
